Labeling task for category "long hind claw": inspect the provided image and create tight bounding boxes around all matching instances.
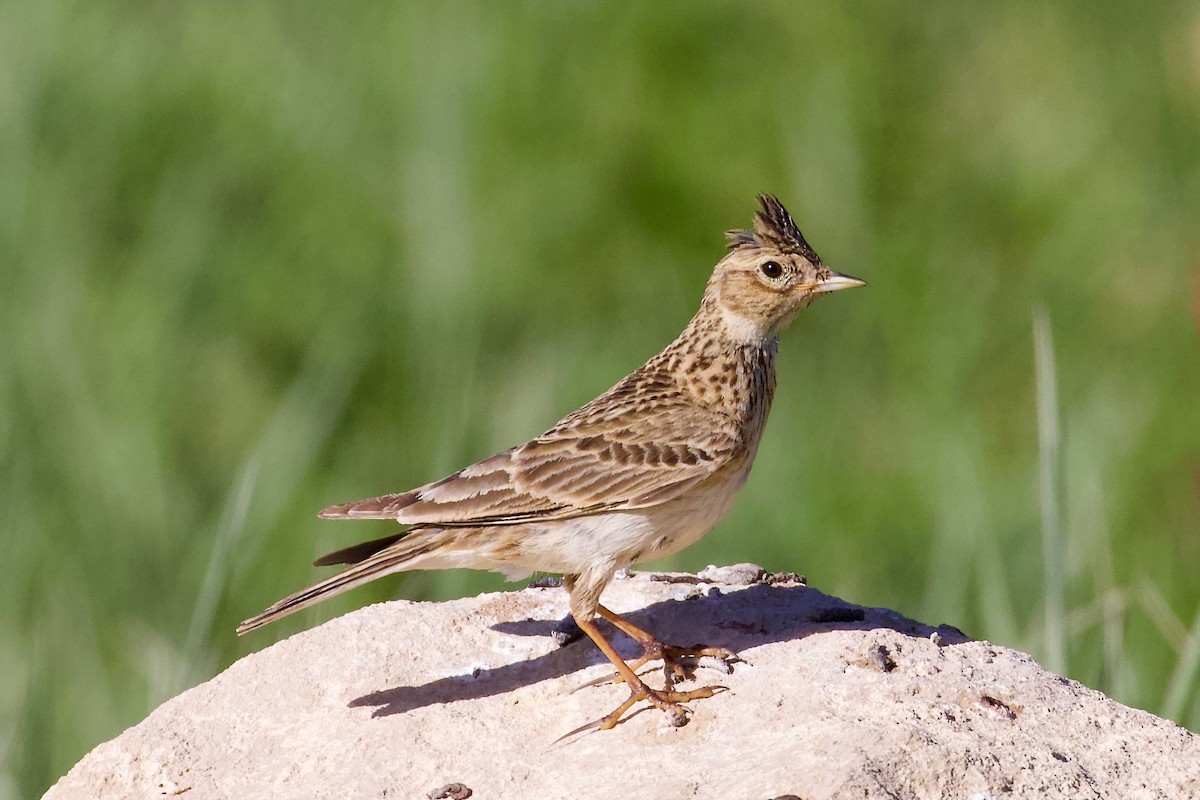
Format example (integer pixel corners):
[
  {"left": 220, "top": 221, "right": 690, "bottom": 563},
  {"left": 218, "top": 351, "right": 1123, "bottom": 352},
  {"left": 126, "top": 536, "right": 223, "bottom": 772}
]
[
  {"left": 555, "top": 684, "right": 729, "bottom": 744},
  {"left": 569, "top": 664, "right": 657, "bottom": 694},
  {"left": 561, "top": 604, "right": 736, "bottom": 742}
]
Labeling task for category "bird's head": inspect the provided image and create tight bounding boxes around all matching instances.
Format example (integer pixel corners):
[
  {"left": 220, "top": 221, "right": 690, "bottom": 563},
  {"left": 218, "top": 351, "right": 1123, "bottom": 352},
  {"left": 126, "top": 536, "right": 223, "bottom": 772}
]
[{"left": 707, "top": 195, "right": 864, "bottom": 344}]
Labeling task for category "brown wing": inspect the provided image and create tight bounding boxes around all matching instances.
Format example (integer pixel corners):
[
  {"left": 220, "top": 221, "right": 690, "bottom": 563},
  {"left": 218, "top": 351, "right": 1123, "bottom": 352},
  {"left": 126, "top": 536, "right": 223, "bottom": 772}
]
[{"left": 318, "top": 370, "right": 741, "bottom": 526}]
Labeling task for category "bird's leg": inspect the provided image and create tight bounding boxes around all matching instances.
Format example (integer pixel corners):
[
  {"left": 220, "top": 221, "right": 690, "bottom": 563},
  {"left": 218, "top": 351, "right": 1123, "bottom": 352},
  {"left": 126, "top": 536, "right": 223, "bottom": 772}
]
[
  {"left": 562, "top": 614, "right": 725, "bottom": 739},
  {"left": 595, "top": 604, "right": 741, "bottom": 690}
]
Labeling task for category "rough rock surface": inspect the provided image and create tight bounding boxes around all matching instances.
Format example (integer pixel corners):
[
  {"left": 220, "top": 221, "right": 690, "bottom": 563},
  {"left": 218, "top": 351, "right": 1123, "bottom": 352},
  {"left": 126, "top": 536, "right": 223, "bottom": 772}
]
[{"left": 46, "top": 567, "right": 1200, "bottom": 799}]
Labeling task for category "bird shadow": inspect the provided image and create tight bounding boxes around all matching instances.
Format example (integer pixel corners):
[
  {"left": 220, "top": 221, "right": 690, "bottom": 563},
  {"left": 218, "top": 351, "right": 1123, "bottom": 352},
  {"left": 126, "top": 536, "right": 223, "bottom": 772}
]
[{"left": 349, "top": 581, "right": 972, "bottom": 719}]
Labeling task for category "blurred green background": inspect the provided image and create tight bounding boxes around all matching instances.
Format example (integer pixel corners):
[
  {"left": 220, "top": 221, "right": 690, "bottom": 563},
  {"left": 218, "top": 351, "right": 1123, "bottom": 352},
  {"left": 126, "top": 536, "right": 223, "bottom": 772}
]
[{"left": 3, "top": 1, "right": 1199, "bottom": 796}]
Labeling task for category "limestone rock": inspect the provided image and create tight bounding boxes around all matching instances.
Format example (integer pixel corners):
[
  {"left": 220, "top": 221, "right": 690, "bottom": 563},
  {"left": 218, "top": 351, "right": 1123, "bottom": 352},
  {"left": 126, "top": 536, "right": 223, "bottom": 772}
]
[{"left": 44, "top": 568, "right": 1200, "bottom": 799}]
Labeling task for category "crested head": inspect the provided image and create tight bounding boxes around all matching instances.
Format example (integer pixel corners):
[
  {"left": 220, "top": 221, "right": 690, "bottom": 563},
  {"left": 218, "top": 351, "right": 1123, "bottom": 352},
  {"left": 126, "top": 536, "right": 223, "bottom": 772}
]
[
  {"left": 703, "top": 194, "right": 864, "bottom": 344},
  {"left": 725, "top": 194, "right": 822, "bottom": 263}
]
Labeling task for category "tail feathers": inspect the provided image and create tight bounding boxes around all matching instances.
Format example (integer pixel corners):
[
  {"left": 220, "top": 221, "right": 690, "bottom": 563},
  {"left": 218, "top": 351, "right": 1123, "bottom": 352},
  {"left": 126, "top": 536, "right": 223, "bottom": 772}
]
[
  {"left": 313, "top": 531, "right": 409, "bottom": 566},
  {"left": 236, "top": 532, "right": 442, "bottom": 636}
]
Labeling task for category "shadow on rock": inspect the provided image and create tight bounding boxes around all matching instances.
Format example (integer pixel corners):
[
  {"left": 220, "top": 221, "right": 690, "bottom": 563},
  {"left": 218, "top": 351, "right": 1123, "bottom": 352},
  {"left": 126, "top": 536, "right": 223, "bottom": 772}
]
[{"left": 349, "top": 582, "right": 971, "bottom": 718}]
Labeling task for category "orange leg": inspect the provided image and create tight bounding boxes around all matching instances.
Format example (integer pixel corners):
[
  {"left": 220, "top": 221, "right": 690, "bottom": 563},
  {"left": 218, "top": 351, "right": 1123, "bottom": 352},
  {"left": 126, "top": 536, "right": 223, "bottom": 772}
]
[
  {"left": 561, "top": 614, "right": 726, "bottom": 740},
  {"left": 594, "top": 604, "right": 741, "bottom": 690}
]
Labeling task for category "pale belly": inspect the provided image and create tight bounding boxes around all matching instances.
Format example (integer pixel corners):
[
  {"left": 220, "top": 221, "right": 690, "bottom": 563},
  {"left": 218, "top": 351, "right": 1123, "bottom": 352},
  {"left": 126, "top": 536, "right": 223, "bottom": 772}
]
[{"left": 439, "top": 470, "right": 746, "bottom": 580}]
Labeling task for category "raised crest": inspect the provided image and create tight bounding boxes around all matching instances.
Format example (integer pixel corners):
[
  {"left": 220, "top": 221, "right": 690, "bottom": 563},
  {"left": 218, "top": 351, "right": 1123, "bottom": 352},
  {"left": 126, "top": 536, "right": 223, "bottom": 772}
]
[{"left": 726, "top": 194, "right": 821, "bottom": 264}]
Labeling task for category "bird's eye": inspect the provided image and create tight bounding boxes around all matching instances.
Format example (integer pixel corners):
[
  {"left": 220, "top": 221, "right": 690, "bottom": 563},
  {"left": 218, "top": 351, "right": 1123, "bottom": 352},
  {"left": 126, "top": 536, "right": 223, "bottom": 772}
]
[{"left": 760, "top": 261, "right": 783, "bottom": 279}]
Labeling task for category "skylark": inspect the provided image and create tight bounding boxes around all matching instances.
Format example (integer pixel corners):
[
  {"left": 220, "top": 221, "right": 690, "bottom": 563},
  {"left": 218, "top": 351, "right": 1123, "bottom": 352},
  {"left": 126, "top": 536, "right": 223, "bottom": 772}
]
[{"left": 238, "top": 195, "right": 865, "bottom": 733}]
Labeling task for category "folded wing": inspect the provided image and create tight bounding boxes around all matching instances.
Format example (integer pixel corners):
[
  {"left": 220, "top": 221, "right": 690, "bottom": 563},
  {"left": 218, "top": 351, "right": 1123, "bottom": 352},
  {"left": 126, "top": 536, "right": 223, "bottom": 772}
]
[{"left": 319, "top": 370, "right": 741, "bottom": 526}]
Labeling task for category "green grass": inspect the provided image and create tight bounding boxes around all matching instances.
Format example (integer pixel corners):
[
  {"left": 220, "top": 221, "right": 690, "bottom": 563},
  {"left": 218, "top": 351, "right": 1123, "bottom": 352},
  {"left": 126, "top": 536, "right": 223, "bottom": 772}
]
[{"left": 3, "top": 1, "right": 1200, "bottom": 796}]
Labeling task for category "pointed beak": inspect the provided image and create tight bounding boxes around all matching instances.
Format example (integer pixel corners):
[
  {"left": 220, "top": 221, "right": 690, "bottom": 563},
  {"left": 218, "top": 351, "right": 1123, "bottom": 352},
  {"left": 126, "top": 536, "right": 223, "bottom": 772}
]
[{"left": 811, "top": 270, "right": 867, "bottom": 294}]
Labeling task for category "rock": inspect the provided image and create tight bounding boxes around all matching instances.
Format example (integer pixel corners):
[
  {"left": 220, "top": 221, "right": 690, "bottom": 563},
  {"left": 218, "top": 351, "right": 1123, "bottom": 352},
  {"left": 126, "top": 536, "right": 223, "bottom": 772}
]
[
  {"left": 697, "top": 561, "right": 765, "bottom": 585},
  {"left": 44, "top": 569, "right": 1200, "bottom": 799}
]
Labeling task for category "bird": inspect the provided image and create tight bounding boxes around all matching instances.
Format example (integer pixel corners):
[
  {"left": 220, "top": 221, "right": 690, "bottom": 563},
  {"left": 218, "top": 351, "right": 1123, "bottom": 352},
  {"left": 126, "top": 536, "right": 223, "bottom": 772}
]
[{"left": 237, "top": 194, "right": 865, "bottom": 734}]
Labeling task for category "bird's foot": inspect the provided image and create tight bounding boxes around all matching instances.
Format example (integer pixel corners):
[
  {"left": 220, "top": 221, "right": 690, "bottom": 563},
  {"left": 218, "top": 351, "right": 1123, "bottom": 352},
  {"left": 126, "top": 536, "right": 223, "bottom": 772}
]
[
  {"left": 556, "top": 683, "right": 729, "bottom": 743},
  {"left": 561, "top": 607, "right": 738, "bottom": 742},
  {"left": 574, "top": 640, "right": 742, "bottom": 693},
  {"left": 647, "top": 641, "right": 742, "bottom": 691}
]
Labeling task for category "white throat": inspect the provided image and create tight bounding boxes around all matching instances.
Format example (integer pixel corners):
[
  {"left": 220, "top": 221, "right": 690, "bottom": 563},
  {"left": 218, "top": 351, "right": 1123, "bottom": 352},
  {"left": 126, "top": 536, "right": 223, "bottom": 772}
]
[{"left": 719, "top": 305, "right": 771, "bottom": 346}]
